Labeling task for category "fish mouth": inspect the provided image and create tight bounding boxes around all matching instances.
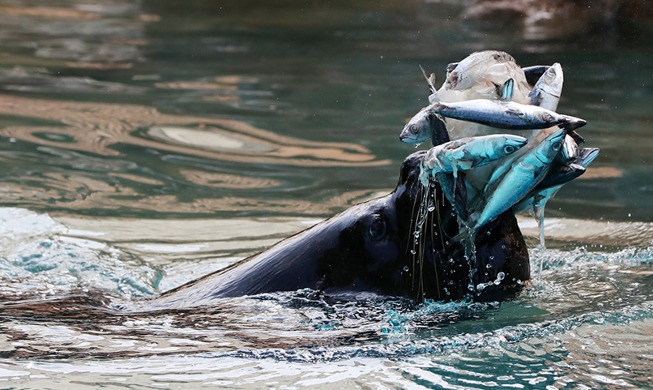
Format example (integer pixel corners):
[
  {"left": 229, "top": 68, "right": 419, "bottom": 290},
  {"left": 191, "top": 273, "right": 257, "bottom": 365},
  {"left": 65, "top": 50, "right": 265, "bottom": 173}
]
[{"left": 399, "top": 133, "right": 416, "bottom": 143}]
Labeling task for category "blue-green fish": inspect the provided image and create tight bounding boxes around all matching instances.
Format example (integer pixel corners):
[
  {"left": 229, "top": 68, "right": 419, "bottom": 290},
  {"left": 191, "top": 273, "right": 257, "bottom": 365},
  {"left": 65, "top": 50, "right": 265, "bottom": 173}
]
[
  {"left": 514, "top": 147, "right": 599, "bottom": 249},
  {"left": 432, "top": 99, "right": 586, "bottom": 131},
  {"left": 419, "top": 134, "right": 528, "bottom": 186},
  {"left": 471, "top": 129, "right": 566, "bottom": 235}
]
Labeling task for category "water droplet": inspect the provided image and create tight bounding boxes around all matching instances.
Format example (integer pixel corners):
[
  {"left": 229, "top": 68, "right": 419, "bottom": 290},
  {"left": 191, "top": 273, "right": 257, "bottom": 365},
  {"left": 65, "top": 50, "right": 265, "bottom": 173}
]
[
  {"left": 414, "top": 231, "right": 421, "bottom": 238},
  {"left": 476, "top": 283, "right": 486, "bottom": 291},
  {"left": 410, "top": 249, "right": 416, "bottom": 255},
  {"left": 448, "top": 258, "right": 454, "bottom": 263},
  {"left": 486, "top": 264, "right": 492, "bottom": 269},
  {"left": 467, "top": 284, "right": 475, "bottom": 292},
  {"left": 489, "top": 255, "right": 494, "bottom": 260},
  {"left": 414, "top": 143, "right": 421, "bottom": 149},
  {"left": 427, "top": 205, "right": 435, "bottom": 212},
  {"left": 486, "top": 231, "right": 491, "bottom": 235},
  {"left": 501, "top": 245, "right": 506, "bottom": 249},
  {"left": 402, "top": 266, "right": 409, "bottom": 272}
]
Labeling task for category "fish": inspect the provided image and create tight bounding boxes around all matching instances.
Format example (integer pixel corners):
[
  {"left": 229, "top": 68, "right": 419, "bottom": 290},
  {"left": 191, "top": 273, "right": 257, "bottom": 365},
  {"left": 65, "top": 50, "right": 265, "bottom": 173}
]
[
  {"left": 529, "top": 63, "right": 563, "bottom": 111},
  {"left": 513, "top": 147, "right": 600, "bottom": 249},
  {"left": 432, "top": 99, "right": 587, "bottom": 131},
  {"left": 419, "top": 134, "right": 528, "bottom": 186},
  {"left": 495, "top": 78, "right": 514, "bottom": 101},
  {"left": 533, "top": 163, "right": 586, "bottom": 191},
  {"left": 559, "top": 134, "right": 579, "bottom": 163},
  {"left": 399, "top": 106, "right": 449, "bottom": 146},
  {"left": 574, "top": 147, "right": 601, "bottom": 167},
  {"left": 446, "top": 50, "right": 517, "bottom": 90},
  {"left": 522, "top": 65, "right": 551, "bottom": 87},
  {"left": 419, "top": 64, "right": 439, "bottom": 104},
  {"left": 470, "top": 129, "right": 566, "bottom": 235},
  {"left": 436, "top": 171, "right": 469, "bottom": 220}
]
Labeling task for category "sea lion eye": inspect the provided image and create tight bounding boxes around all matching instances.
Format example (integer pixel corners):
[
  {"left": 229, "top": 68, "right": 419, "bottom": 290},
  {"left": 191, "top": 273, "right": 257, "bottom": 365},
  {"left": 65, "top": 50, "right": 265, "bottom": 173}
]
[
  {"left": 368, "top": 218, "right": 386, "bottom": 240},
  {"left": 409, "top": 124, "right": 419, "bottom": 134},
  {"left": 504, "top": 145, "right": 516, "bottom": 154}
]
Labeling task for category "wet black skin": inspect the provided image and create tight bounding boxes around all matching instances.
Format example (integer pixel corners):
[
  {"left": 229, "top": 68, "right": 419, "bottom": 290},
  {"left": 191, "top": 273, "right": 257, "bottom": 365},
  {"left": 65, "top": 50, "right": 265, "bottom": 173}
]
[{"left": 150, "top": 152, "right": 530, "bottom": 309}]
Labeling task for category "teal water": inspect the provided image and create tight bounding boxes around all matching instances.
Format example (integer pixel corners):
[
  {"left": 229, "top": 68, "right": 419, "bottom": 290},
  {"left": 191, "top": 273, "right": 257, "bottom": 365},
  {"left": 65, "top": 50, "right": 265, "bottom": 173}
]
[{"left": 0, "top": 1, "right": 652, "bottom": 388}]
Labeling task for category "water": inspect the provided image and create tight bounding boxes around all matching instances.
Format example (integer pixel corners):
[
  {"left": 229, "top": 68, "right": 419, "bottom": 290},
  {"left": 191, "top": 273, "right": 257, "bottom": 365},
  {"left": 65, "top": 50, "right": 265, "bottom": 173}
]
[{"left": 0, "top": 0, "right": 652, "bottom": 388}]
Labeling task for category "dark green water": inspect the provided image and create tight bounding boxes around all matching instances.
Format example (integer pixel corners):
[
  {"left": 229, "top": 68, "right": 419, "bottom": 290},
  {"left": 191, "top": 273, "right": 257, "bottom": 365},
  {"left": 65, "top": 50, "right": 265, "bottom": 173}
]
[{"left": 0, "top": 1, "right": 652, "bottom": 388}]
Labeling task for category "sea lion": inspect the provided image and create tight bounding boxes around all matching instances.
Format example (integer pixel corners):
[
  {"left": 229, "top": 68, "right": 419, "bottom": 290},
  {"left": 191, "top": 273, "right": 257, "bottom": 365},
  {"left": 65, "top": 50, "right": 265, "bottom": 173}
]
[{"left": 146, "top": 151, "right": 530, "bottom": 310}]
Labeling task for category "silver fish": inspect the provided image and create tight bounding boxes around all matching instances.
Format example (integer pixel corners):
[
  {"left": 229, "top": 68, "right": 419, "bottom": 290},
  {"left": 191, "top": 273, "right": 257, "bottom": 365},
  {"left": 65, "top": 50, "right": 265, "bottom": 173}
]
[
  {"left": 522, "top": 65, "right": 551, "bottom": 87},
  {"left": 433, "top": 99, "right": 587, "bottom": 131},
  {"left": 471, "top": 129, "right": 565, "bottom": 235},
  {"left": 446, "top": 51, "right": 516, "bottom": 90},
  {"left": 420, "top": 134, "right": 527, "bottom": 185},
  {"left": 400, "top": 106, "right": 449, "bottom": 146},
  {"left": 529, "top": 63, "right": 563, "bottom": 111}
]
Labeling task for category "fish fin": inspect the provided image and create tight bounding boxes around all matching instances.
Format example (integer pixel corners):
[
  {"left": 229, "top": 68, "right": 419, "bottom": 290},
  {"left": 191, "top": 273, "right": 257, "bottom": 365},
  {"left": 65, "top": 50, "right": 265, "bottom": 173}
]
[
  {"left": 498, "top": 78, "right": 514, "bottom": 101},
  {"left": 419, "top": 64, "right": 438, "bottom": 96},
  {"left": 457, "top": 159, "right": 474, "bottom": 171},
  {"left": 528, "top": 90, "right": 543, "bottom": 106},
  {"left": 505, "top": 106, "right": 525, "bottom": 117}
]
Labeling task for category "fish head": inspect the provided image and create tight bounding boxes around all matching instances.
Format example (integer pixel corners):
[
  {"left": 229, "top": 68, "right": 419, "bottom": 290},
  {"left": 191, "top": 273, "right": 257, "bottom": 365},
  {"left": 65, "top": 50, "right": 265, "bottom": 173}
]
[
  {"left": 538, "top": 63, "right": 564, "bottom": 97},
  {"left": 533, "top": 128, "right": 565, "bottom": 163},
  {"left": 497, "top": 135, "right": 528, "bottom": 157},
  {"left": 481, "top": 134, "right": 528, "bottom": 161},
  {"left": 575, "top": 148, "right": 600, "bottom": 168},
  {"left": 560, "top": 135, "right": 579, "bottom": 163},
  {"left": 399, "top": 106, "right": 435, "bottom": 144}
]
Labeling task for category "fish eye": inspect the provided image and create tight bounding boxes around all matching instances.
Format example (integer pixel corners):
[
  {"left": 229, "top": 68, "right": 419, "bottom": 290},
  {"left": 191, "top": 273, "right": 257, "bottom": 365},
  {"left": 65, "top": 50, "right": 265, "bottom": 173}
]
[
  {"left": 368, "top": 218, "right": 386, "bottom": 240},
  {"left": 552, "top": 142, "right": 562, "bottom": 151},
  {"left": 504, "top": 145, "right": 516, "bottom": 154},
  {"left": 409, "top": 124, "right": 419, "bottom": 134}
]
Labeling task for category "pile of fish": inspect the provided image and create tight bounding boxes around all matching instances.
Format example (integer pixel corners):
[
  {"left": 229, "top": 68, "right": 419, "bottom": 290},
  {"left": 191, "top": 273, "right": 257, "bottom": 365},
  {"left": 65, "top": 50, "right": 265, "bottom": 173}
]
[{"left": 400, "top": 50, "right": 600, "bottom": 247}]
